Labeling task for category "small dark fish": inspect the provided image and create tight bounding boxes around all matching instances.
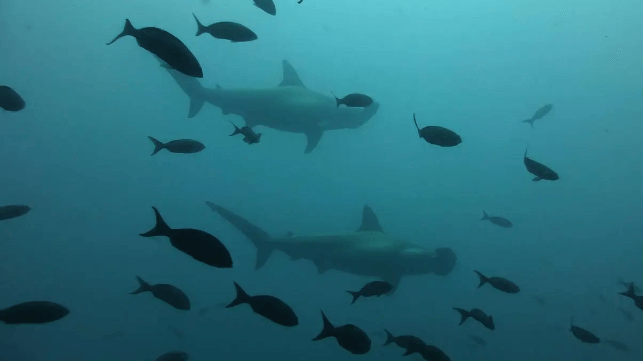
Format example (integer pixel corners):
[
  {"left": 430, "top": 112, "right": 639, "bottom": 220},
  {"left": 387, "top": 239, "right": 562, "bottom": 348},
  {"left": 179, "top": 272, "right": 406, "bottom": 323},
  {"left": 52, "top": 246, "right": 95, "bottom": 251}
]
[
  {"left": 130, "top": 276, "right": 191, "bottom": 311},
  {"left": 618, "top": 282, "right": 643, "bottom": 311},
  {"left": 0, "top": 205, "right": 31, "bottom": 221},
  {"left": 418, "top": 344, "right": 451, "bottom": 361},
  {"left": 413, "top": 113, "right": 462, "bottom": 147},
  {"left": 0, "top": 86, "right": 25, "bottom": 111},
  {"left": 603, "top": 339, "right": 630, "bottom": 353},
  {"left": 254, "top": 0, "right": 276, "bottom": 15},
  {"left": 522, "top": 104, "right": 553, "bottom": 127},
  {"left": 140, "top": 206, "right": 233, "bottom": 268},
  {"left": 617, "top": 277, "right": 641, "bottom": 293},
  {"left": 226, "top": 282, "right": 298, "bottom": 327},
  {"left": 468, "top": 335, "right": 486, "bottom": 346},
  {"left": 347, "top": 281, "right": 393, "bottom": 304},
  {"left": 156, "top": 351, "right": 189, "bottom": 361},
  {"left": 618, "top": 307, "right": 634, "bottom": 321},
  {"left": 480, "top": 211, "right": 512, "bottom": 228},
  {"left": 107, "top": 19, "right": 203, "bottom": 78},
  {"left": 147, "top": 137, "right": 205, "bottom": 155},
  {"left": 313, "top": 310, "right": 371, "bottom": 354},
  {"left": 229, "top": 122, "right": 261, "bottom": 144},
  {"left": 569, "top": 318, "right": 600, "bottom": 343},
  {"left": 531, "top": 295, "right": 546, "bottom": 305},
  {"left": 453, "top": 308, "right": 495, "bottom": 330},
  {"left": 473, "top": 271, "right": 520, "bottom": 293},
  {"left": 0, "top": 301, "right": 69, "bottom": 324},
  {"left": 523, "top": 147, "right": 559, "bottom": 181},
  {"left": 331, "top": 92, "right": 373, "bottom": 108},
  {"left": 382, "top": 329, "right": 426, "bottom": 355},
  {"left": 193, "top": 14, "right": 257, "bottom": 43}
]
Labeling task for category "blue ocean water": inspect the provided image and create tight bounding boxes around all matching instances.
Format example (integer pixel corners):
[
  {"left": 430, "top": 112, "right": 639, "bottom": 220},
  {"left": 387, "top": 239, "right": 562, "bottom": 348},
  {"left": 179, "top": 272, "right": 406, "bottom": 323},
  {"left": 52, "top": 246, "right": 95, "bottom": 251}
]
[{"left": 1, "top": 0, "right": 642, "bottom": 360}]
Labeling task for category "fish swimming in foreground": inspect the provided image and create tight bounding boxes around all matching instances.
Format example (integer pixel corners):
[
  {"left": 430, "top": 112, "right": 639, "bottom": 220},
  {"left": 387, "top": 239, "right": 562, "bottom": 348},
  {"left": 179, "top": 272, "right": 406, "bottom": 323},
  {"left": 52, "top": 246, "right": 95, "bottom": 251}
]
[
  {"left": 618, "top": 282, "right": 643, "bottom": 310},
  {"left": 253, "top": 0, "right": 276, "bottom": 15},
  {"left": 0, "top": 301, "right": 69, "bottom": 324},
  {"left": 617, "top": 277, "right": 641, "bottom": 293},
  {"left": 107, "top": 19, "right": 203, "bottom": 78},
  {"left": 140, "top": 206, "right": 233, "bottom": 268},
  {"left": 0, "top": 86, "right": 25, "bottom": 111},
  {"left": 226, "top": 281, "right": 298, "bottom": 326},
  {"left": 453, "top": 308, "right": 495, "bottom": 330},
  {"left": 156, "top": 351, "right": 189, "bottom": 361},
  {"left": 480, "top": 211, "right": 512, "bottom": 228},
  {"left": 523, "top": 147, "right": 559, "bottom": 181},
  {"left": 603, "top": 339, "right": 630, "bottom": 353},
  {"left": 147, "top": 137, "right": 205, "bottom": 155},
  {"left": 569, "top": 318, "right": 600, "bottom": 343},
  {"left": 129, "top": 276, "right": 191, "bottom": 310},
  {"left": 382, "top": 329, "right": 426, "bottom": 355},
  {"left": 473, "top": 271, "right": 520, "bottom": 293},
  {"left": 413, "top": 113, "right": 462, "bottom": 147},
  {"left": 0, "top": 205, "right": 31, "bottom": 221},
  {"left": 418, "top": 344, "right": 451, "bottom": 361},
  {"left": 313, "top": 310, "right": 371, "bottom": 354},
  {"left": 192, "top": 14, "right": 257, "bottom": 43},
  {"left": 229, "top": 122, "right": 262, "bottom": 144},
  {"left": 522, "top": 104, "right": 553, "bottom": 127},
  {"left": 346, "top": 281, "right": 393, "bottom": 304},
  {"left": 331, "top": 92, "right": 374, "bottom": 108}
]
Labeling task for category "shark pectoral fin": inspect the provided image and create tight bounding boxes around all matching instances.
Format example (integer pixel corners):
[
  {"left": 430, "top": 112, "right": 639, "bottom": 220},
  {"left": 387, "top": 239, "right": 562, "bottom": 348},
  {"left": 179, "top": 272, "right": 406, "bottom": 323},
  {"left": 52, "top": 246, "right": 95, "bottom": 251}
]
[
  {"left": 304, "top": 127, "right": 324, "bottom": 154},
  {"left": 279, "top": 60, "right": 307, "bottom": 88},
  {"left": 357, "top": 205, "right": 385, "bottom": 233},
  {"left": 188, "top": 97, "right": 205, "bottom": 118},
  {"left": 383, "top": 275, "right": 402, "bottom": 295},
  {"left": 314, "top": 260, "right": 331, "bottom": 274}
]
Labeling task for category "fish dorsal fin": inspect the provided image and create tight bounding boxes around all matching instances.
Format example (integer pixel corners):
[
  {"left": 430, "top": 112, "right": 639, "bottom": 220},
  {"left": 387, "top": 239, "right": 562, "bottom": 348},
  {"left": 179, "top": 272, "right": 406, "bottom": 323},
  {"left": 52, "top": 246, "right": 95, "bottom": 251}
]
[
  {"left": 357, "top": 205, "right": 384, "bottom": 233},
  {"left": 279, "top": 60, "right": 306, "bottom": 88}
]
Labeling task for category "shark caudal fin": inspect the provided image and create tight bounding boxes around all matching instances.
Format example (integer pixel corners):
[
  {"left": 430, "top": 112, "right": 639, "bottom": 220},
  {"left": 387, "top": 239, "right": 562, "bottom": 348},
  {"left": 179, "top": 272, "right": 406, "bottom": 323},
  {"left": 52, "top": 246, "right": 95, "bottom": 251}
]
[
  {"left": 156, "top": 56, "right": 207, "bottom": 118},
  {"left": 205, "top": 201, "right": 274, "bottom": 270}
]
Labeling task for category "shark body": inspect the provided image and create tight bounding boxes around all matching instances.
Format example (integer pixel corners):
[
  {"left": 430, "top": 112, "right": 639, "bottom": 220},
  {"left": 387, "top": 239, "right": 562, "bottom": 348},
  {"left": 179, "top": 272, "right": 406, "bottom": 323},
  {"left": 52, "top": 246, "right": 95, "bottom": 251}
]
[
  {"left": 162, "top": 60, "right": 380, "bottom": 153},
  {"left": 206, "top": 202, "right": 457, "bottom": 292}
]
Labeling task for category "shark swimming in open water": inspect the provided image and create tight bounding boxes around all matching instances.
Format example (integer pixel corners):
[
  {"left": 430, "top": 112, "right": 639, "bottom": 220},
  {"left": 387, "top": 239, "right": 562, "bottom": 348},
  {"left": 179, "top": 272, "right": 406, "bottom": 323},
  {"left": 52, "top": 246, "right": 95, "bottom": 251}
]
[
  {"left": 161, "top": 60, "right": 380, "bottom": 153},
  {"left": 205, "top": 202, "right": 456, "bottom": 293}
]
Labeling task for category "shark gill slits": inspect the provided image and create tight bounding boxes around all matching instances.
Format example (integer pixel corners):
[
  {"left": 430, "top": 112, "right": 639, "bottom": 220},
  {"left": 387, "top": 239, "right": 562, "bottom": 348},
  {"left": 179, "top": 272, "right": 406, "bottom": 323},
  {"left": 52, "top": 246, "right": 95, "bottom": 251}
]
[
  {"left": 192, "top": 13, "right": 258, "bottom": 43},
  {"left": 413, "top": 113, "right": 462, "bottom": 147},
  {"left": 147, "top": 137, "right": 205, "bottom": 155},
  {"left": 106, "top": 19, "right": 203, "bottom": 78},
  {"left": 331, "top": 92, "right": 374, "bottom": 108},
  {"left": 0, "top": 86, "right": 26, "bottom": 111},
  {"left": 523, "top": 146, "right": 559, "bottom": 181}
]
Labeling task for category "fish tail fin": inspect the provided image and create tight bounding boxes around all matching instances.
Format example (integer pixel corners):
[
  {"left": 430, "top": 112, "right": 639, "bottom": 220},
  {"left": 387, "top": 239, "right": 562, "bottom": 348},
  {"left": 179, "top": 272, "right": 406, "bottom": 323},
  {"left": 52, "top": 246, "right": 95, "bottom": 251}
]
[
  {"left": 473, "top": 270, "right": 489, "bottom": 288},
  {"left": 330, "top": 91, "right": 340, "bottom": 108},
  {"left": 205, "top": 201, "right": 274, "bottom": 270},
  {"left": 347, "top": 291, "right": 360, "bottom": 305},
  {"left": 106, "top": 19, "right": 136, "bottom": 45},
  {"left": 453, "top": 308, "right": 470, "bottom": 325},
  {"left": 522, "top": 118, "right": 534, "bottom": 127},
  {"left": 225, "top": 281, "right": 251, "bottom": 308},
  {"left": 193, "top": 13, "right": 206, "bottom": 36},
  {"left": 147, "top": 136, "right": 165, "bottom": 155},
  {"left": 130, "top": 276, "right": 152, "bottom": 294},
  {"left": 382, "top": 329, "right": 395, "bottom": 346},
  {"left": 312, "top": 310, "right": 335, "bottom": 341},
  {"left": 413, "top": 113, "right": 420, "bottom": 131},
  {"left": 619, "top": 282, "right": 637, "bottom": 299},
  {"left": 229, "top": 122, "right": 242, "bottom": 136},
  {"left": 481, "top": 211, "right": 489, "bottom": 221},
  {"left": 139, "top": 207, "right": 172, "bottom": 237}
]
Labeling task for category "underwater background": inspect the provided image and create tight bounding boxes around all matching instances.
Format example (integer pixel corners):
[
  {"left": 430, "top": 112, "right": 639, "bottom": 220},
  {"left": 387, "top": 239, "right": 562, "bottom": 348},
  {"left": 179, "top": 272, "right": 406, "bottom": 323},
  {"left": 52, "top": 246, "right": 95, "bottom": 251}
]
[{"left": 1, "top": 0, "right": 642, "bottom": 360}]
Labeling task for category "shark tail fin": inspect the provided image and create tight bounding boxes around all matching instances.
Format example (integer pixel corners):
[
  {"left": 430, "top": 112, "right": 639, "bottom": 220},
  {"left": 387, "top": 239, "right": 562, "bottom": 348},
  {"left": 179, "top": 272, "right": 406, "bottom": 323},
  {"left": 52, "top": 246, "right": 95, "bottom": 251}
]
[
  {"left": 453, "top": 308, "right": 470, "bottom": 325},
  {"left": 473, "top": 270, "right": 489, "bottom": 288},
  {"left": 481, "top": 211, "right": 489, "bottom": 221},
  {"left": 192, "top": 13, "right": 207, "bottom": 36},
  {"left": 129, "top": 276, "right": 152, "bottom": 294},
  {"left": 312, "top": 311, "right": 335, "bottom": 341},
  {"left": 347, "top": 291, "right": 360, "bottom": 305},
  {"left": 226, "top": 281, "right": 251, "bottom": 308},
  {"left": 382, "top": 329, "right": 395, "bottom": 346},
  {"left": 147, "top": 136, "right": 165, "bottom": 156},
  {"left": 106, "top": 19, "right": 136, "bottom": 45},
  {"left": 205, "top": 201, "right": 274, "bottom": 270}
]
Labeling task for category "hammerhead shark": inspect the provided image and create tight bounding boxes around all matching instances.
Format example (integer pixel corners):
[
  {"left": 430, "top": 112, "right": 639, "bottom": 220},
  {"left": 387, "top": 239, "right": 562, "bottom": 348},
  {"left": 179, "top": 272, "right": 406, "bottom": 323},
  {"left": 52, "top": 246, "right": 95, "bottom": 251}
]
[
  {"left": 205, "top": 201, "right": 457, "bottom": 293},
  {"left": 161, "top": 60, "right": 380, "bottom": 153}
]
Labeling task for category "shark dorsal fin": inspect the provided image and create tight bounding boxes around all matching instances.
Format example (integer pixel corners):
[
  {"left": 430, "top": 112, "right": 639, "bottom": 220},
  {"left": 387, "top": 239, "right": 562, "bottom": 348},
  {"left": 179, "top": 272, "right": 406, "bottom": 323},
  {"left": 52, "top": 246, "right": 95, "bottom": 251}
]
[
  {"left": 279, "top": 60, "right": 306, "bottom": 88},
  {"left": 357, "top": 205, "right": 384, "bottom": 233}
]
